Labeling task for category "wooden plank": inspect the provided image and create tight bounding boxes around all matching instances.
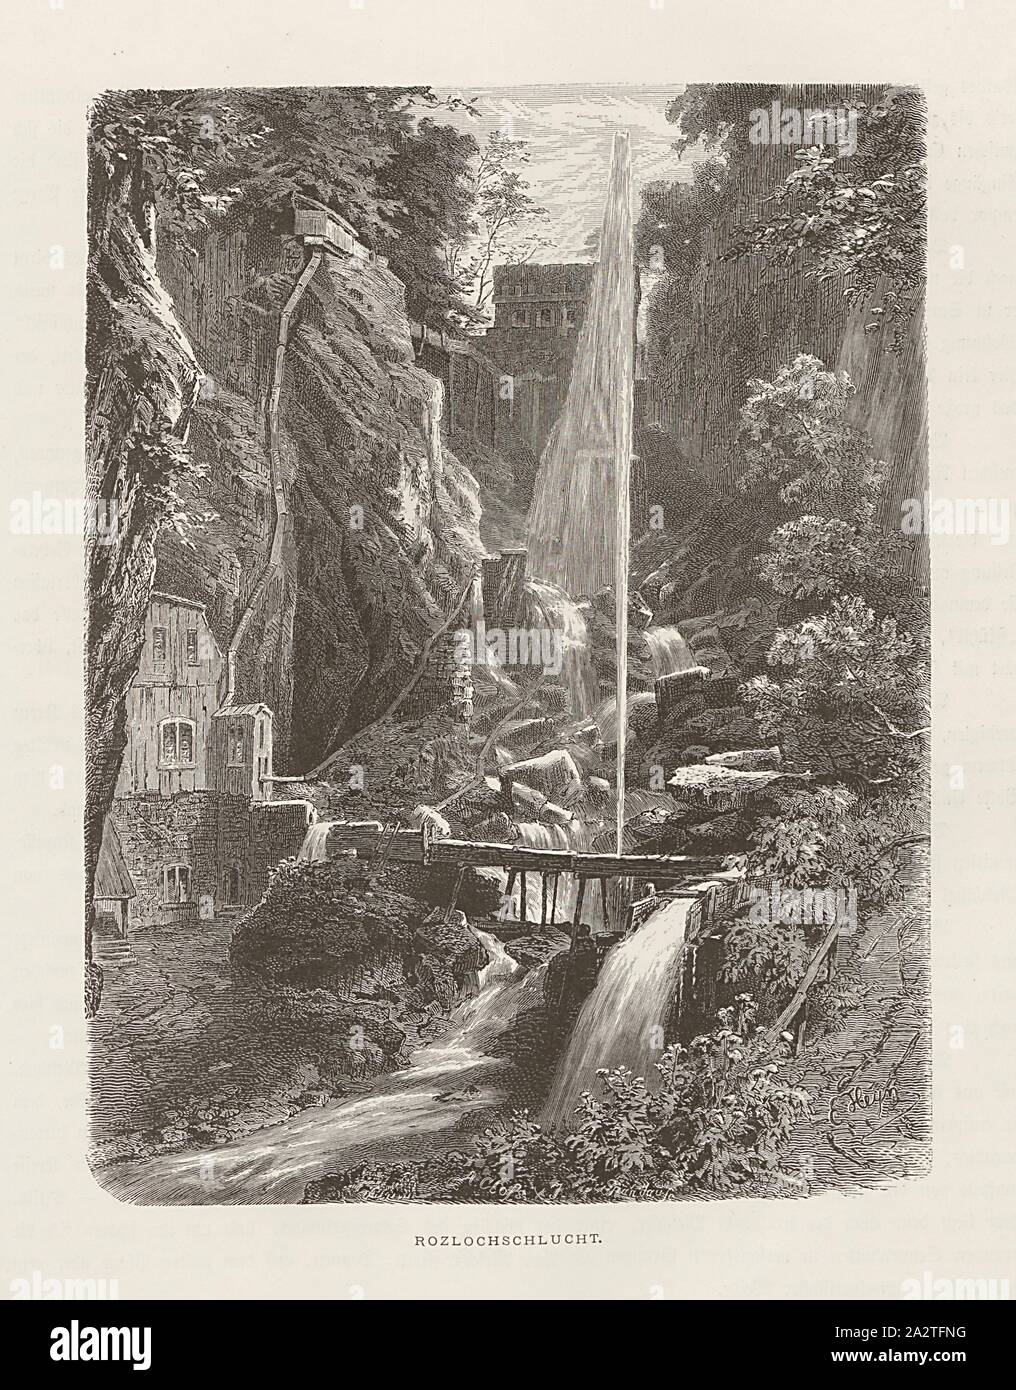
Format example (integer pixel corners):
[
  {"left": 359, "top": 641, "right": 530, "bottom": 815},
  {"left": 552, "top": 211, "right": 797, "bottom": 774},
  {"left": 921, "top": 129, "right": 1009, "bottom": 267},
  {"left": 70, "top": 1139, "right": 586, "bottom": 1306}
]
[
  {"left": 767, "top": 922, "right": 840, "bottom": 1043},
  {"left": 316, "top": 823, "right": 724, "bottom": 880}
]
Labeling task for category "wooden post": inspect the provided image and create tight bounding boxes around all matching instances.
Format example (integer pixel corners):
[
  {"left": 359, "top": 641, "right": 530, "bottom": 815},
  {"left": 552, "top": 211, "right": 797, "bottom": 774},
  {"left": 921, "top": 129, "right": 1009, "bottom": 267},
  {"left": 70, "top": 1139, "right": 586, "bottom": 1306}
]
[
  {"left": 572, "top": 877, "right": 587, "bottom": 944},
  {"left": 599, "top": 876, "right": 610, "bottom": 931},
  {"left": 519, "top": 871, "right": 528, "bottom": 924},
  {"left": 442, "top": 865, "right": 466, "bottom": 925},
  {"left": 550, "top": 874, "right": 560, "bottom": 925},
  {"left": 541, "top": 873, "right": 549, "bottom": 925},
  {"left": 794, "top": 1000, "right": 809, "bottom": 1056}
]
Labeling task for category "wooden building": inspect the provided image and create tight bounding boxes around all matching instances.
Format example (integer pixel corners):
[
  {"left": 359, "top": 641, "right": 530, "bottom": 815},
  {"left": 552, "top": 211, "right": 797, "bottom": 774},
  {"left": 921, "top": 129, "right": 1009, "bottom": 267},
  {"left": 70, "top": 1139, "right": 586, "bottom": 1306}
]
[
  {"left": 114, "top": 592, "right": 225, "bottom": 798},
  {"left": 210, "top": 703, "right": 274, "bottom": 802},
  {"left": 100, "top": 594, "right": 280, "bottom": 929}
]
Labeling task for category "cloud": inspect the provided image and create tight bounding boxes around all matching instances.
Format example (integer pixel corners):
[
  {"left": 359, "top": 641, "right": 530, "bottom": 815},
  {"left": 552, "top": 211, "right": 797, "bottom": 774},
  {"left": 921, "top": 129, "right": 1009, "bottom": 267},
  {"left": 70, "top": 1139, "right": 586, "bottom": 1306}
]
[{"left": 437, "top": 84, "right": 699, "bottom": 262}]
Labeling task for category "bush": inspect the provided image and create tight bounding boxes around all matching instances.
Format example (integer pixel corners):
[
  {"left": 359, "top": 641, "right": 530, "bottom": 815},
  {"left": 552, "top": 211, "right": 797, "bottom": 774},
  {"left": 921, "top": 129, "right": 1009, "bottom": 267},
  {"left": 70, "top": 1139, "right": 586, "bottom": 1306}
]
[{"left": 308, "top": 1001, "right": 811, "bottom": 1202}]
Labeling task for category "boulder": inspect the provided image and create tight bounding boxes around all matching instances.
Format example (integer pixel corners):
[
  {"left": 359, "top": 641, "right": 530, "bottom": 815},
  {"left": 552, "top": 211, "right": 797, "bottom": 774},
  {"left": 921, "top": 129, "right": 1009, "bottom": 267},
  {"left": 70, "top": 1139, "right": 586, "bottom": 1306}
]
[
  {"left": 505, "top": 749, "right": 583, "bottom": 803},
  {"left": 705, "top": 747, "right": 782, "bottom": 772}
]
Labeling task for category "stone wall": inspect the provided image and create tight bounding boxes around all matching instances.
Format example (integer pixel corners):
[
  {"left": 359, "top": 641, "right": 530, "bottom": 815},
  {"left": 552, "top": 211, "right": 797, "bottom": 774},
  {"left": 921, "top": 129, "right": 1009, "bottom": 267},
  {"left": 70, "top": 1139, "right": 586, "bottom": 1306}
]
[
  {"left": 111, "top": 791, "right": 251, "bottom": 928},
  {"left": 249, "top": 799, "right": 316, "bottom": 902}
]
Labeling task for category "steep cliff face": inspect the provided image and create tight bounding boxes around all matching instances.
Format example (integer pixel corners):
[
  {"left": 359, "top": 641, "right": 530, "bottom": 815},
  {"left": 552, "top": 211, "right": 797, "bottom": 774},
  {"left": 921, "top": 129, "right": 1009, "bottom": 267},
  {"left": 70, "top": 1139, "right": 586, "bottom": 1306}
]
[
  {"left": 153, "top": 213, "right": 484, "bottom": 773},
  {"left": 85, "top": 160, "right": 203, "bottom": 990},
  {"left": 643, "top": 84, "right": 927, "bottom": 566}
]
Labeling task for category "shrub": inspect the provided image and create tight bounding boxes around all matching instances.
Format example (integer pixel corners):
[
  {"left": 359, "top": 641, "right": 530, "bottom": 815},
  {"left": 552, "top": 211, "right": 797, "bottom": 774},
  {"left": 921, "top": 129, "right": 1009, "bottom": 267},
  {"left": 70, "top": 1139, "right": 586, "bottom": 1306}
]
[{"left": 309, "top": 1001, "right": 811, "bottom": 1202}]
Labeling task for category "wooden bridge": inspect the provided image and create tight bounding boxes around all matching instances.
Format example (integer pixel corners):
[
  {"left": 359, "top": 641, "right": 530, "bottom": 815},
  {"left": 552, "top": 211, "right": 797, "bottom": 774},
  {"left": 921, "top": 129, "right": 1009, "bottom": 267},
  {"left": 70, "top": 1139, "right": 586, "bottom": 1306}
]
[{"left": 315, "top": 820, "right": 728, "bottom": 929}]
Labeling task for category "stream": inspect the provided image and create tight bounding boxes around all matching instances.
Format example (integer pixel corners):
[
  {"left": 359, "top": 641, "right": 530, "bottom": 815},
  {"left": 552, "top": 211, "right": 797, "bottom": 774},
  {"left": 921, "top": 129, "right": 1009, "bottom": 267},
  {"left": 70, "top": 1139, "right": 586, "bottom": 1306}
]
[{"left": 99, "top": 930, "right": 544, "bottom": 1205}]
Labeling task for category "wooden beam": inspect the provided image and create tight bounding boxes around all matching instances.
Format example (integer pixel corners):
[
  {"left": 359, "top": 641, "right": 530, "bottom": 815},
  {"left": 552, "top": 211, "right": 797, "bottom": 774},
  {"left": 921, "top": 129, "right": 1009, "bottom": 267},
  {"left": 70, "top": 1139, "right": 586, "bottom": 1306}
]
[
  {"left": 311, "top": 822, "right": 724, "bottom": 881},
  {"left": 519, "top": 871, "right": 528, "bottom": 924},
  {"left": 767, "top": 922, "right": 840, "bottom": 1044},
  {"left": 573, "top": 877, "right": 587, "bottom": 942}
]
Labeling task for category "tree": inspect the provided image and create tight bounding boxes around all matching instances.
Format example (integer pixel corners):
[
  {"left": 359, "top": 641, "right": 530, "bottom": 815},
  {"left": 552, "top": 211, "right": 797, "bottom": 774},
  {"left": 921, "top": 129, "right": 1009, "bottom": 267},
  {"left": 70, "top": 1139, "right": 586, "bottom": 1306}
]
[
  {"left": 379, "top": 115, "right": 482, "bottom": 329},
  {"left": 220, "top": 87, "right": 482, "bottom": 326},
  {"left": 726, "top": 92, "right": 926, "bottom": 346},
  {"left": 634, "top": 161, "right": 728, "bottom": 368},
  {"left": 457, "top": 130, "right": 549, "bottom": 318},
  {"left": 741, "top": 594, "right": 929, "bottom": 790}
]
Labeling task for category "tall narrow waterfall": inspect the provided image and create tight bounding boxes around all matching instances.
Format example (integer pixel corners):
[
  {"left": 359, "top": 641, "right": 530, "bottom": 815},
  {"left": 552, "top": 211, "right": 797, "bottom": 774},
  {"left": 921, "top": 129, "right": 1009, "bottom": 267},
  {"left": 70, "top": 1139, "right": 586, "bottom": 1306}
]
[
  {"left": 526, "top": 130, "right": 635, "bottom": 854},
  {"left": 542, "top": 896, "right": 691, "bottom": 1131}
]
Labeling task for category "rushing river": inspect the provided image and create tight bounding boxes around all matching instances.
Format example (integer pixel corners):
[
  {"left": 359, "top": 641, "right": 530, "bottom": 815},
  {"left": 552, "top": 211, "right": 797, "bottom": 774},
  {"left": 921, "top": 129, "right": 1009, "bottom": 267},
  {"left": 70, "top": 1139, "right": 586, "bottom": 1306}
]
[{"left": 98, "top": 931, "right": 545, "bottom": 1206}]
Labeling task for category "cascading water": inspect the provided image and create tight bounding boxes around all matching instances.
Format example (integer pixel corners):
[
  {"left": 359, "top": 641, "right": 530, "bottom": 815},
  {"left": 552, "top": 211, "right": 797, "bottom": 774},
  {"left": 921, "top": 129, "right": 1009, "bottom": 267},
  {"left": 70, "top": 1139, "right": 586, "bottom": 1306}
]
[
  {"left": 524, "top": 576, "right": 597, "bottom": 716},
  {"left": 542, "top": 896, "right": 692, "bottom": 1132},
  {"left": 644, "top": 626, "right": 694, "bottom": 680},
  {"left": 101, "top": 926, "right": 543, "bottom": 1204},
  {"left": 501, "top": 821, "right": 603, "bottom": 928},
  {"left": 298, "top": 820, "right": 333, "bottom": 862},
  {"left": 526, "top": 130, "right": 634, "bottom": 855}
]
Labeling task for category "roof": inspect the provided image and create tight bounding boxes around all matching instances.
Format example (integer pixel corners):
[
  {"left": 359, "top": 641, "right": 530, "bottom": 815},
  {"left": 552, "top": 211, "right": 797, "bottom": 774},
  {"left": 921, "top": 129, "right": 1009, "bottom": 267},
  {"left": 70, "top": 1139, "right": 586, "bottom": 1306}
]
[
  {"left": 93, "top": 817, "right": 136, "bottom": 900},
  {"left": 213, "top": 703, "right": 273, "bottom": 719},
  {"left": 150, "top": 590, "right": 208, "bottom": 613}
]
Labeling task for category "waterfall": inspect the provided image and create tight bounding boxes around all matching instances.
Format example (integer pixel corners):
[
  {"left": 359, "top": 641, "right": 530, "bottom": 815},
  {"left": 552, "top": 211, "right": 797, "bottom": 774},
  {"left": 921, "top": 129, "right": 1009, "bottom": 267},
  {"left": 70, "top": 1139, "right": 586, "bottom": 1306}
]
[
  {"left": 493, "top": 820, "right": 605, "bottom": 928},
  {"left": 474, "top": 928, "right": 519, "bottom": 989},
  {"left": 526, "top": 130, "right": 634, "bottom": 854},
  {"left": 298, "top": 821, "right": 333, "bottom": 862},
  {"left": 524, "top": 576, "right": 597, "bottom": 715},
  {"left": 644, "top": 626, "right": 694, "bottom": 680},
  {"left": 542, "top": 896, "right": 691, "bottom": 1132}
]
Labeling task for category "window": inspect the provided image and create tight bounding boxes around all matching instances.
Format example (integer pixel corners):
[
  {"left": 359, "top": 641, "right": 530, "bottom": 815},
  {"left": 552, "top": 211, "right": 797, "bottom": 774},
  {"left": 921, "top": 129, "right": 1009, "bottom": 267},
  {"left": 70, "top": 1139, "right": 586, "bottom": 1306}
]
[
  {"left": 536, "top": 307, "right": 554, "bottom": 329},
  {"left": 163, "top": 864, "right": 191, "bottom": 904},
  {"left": 562, "top": 304, "right": 578, "bottom": 328},
  {"left": 152, "top": 626, "right": 167, "bottom": 666},
  {"left": 227, "top": 720, "right": 245, "bottom": 766},
  {"left": 159, "top": 718, "right": 196, "bottom": 769},
  {"left": 510, "top": 308, "right": 529, "bottom": 328},
  {"left": 186, "top": 629, "right": 199, "bottom": 665},
  {"left": 223, "top": 865, "right": 240, "bottom": 906},
  {"left": 258, "top": 719, "right": 266, "bottom": 750}
]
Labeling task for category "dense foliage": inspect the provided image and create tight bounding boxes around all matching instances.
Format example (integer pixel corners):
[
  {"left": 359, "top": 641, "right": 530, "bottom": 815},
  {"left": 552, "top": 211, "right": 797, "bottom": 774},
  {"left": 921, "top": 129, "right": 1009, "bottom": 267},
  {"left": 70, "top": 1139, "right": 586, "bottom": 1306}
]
[
  {"left": 306, "top": 1000, "right": 811, "bottom": 1202},
  {"left": 90, "top": 86, "right": 491, "bottom": 329}
]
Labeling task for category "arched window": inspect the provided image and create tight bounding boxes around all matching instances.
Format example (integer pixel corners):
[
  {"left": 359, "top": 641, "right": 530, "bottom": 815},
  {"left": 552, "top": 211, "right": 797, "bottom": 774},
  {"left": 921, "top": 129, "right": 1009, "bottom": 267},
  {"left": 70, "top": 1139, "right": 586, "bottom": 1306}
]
[{"left": 159, "top": 718, "right": 196, "bottom": 769}]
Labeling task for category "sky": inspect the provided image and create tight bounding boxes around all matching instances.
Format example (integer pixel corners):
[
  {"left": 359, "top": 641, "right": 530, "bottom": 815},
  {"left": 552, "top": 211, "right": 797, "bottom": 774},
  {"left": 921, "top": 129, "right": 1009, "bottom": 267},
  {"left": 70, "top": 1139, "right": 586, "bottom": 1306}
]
[{"left": 435, "top": 84, "right": 699, "bottom": 262}]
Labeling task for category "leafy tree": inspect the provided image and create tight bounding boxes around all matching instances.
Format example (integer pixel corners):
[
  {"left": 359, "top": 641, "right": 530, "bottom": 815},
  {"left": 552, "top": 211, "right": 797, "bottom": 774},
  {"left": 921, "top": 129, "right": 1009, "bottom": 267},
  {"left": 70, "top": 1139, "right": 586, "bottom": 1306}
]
[
  {"left": 457, "top": 130, "right": 549, "bottom": 317},
  {"left": 219, "top": 86, "right": 482, "bottom": 325},
  {"left": 725, "top": 92, "right": 927, "bottom": 345},
  {"left": 741, "top": 594, "right": 928, "bottom": 789},
  {"left": 381, "top": 115, "right": 482, "bottom": 329},
  {"left": 88, "top": 89, "right": 255, "bottom": 245}
]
